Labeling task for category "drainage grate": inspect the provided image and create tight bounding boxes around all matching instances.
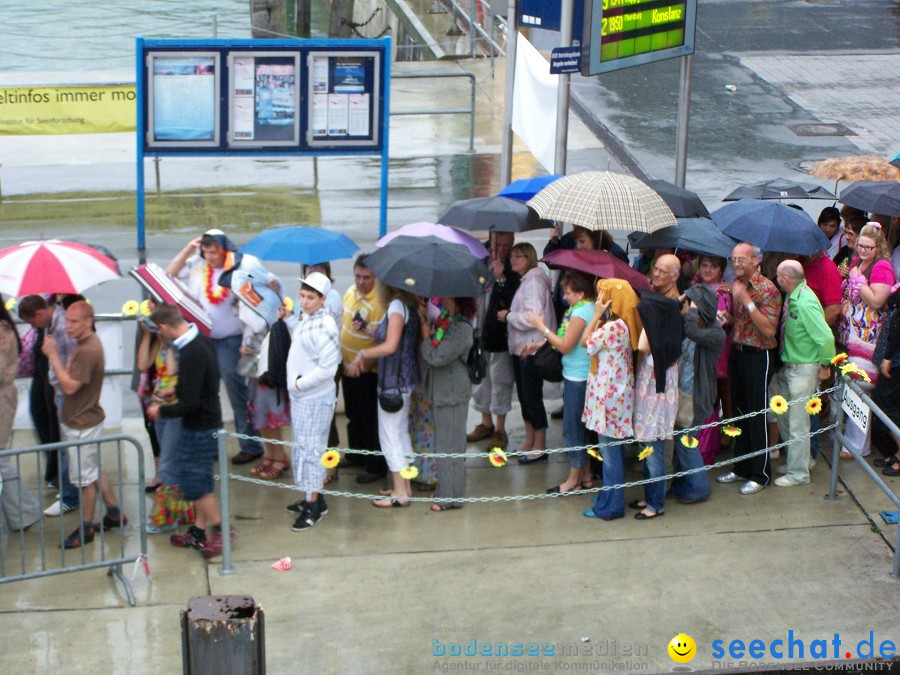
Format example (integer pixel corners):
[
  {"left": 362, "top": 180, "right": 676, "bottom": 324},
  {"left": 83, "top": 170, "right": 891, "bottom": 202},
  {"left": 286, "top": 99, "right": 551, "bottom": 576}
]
[{"left": 789, "top": 122, "right": 856, "bottom": 137}]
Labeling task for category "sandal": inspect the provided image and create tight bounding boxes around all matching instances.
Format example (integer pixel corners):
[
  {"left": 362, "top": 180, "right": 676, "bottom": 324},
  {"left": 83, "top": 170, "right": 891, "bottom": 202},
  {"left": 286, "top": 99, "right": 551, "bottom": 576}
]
[
  {"left": 430, "top": 503, "right": 461, "bottom": 512},
  {"left": 373, "top": 497, "right": 410, "bottom": 508},
  {"left": 257, "top": 458, "right": 290, "bottom": 480},
  {"left": 250, "top": 457, "right": 274, "bottom": 476}
]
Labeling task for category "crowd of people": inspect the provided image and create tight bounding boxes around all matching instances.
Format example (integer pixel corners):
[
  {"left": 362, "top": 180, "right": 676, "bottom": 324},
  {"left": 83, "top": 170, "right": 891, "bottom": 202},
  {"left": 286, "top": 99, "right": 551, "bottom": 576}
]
[{"left": 1, "top": 204, "right": 899, "bottom": 552}]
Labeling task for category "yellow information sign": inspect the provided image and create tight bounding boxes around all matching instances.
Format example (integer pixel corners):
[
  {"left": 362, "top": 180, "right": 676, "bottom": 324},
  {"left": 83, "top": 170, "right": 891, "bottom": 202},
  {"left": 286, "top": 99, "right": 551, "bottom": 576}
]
[{"left": 0, "top": 84, "right": 136, "bottom": 135}]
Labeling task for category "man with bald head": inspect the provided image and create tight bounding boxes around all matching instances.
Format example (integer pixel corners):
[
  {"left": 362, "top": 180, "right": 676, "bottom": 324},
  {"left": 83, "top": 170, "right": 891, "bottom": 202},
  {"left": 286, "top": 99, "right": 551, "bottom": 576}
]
[
  {"left": 717, "top": 242, "right": 781, "bottom": 495},
  {"left": 771, "top": 260, "right": 835, "bottom": 486},
  {"left": 650, "top": 254, "right": 682, "bottom": 300},
  {"left": 42, "top": 301, "right": 126, "bottom": 548}
]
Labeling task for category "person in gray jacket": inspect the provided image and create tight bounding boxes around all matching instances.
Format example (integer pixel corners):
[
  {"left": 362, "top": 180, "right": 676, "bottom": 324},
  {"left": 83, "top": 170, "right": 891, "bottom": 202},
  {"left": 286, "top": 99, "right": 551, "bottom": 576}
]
[
  {"left": 669, "top": 284, "right": 725, "bottom": 504},
  {"left": 417, "top": 297, "right": 475, "bottom": 511}
]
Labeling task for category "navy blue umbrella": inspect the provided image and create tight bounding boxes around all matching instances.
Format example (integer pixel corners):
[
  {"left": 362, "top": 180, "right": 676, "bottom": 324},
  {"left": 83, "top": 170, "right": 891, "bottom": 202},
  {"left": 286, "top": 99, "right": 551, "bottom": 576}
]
[
  {"left": 498, "top": 175, "right": 564, "bottom": 202},
  {"left": 710, "top": 199, "right": 829, "bottom": 255},
  {"left": 239, "top": 226, "right": 359, "bottom": 265},
  {"left": 438, "top": 196, "right": 551, "bottom": 232},
  {"left": 628, "top": 218, "right": 738, "bottom": 259}
]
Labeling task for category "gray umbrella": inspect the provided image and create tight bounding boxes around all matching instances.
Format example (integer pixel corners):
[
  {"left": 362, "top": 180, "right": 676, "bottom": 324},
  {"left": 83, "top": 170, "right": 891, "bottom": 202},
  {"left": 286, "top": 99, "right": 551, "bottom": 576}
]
[
  {"left": 645, "top": 179, "right": 710, "bottom": 218},
  {"left": 839, "top": 181, "right": 900, "bottom": 217},
  {"left": 437, "top": 196, "right": 550, "bottom": 233},
  {"left": 364, "top": 235, "right": 492, "bottom": 298},
  {"left": 723, "top": 178, "right": 836, "bottom": 201},
  {"left": 628, "top": 218, "right": 739, "bottom": 259}
]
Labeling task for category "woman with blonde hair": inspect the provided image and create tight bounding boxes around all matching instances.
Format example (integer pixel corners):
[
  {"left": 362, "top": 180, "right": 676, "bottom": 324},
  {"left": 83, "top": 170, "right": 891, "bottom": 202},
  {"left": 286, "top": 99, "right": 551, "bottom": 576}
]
[
  {"left": 838, "top": 222, "right": 894, "bottom": 458},
  {"left": 581, "top": 279, "right": 642, "bottom": 521},
  {"left": 503, "top": 243, "right": 556, "bottom": 462}
]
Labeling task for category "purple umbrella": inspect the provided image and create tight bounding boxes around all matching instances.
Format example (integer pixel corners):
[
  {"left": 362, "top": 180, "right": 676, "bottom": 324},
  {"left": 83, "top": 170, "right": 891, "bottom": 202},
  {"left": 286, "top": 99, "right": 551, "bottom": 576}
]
[{"left": 376, "top": 221, "right": 489, "bottom": 258}]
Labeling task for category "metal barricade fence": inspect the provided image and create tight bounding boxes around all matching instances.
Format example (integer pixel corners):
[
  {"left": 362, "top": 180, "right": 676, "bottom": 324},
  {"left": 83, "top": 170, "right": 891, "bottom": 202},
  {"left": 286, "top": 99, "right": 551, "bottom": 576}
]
[
  {"left": 827, "top": 376, "right": 900, "bottom": 579},
  {"left": 0, "top": 434, "right": 147, "bottom": 606}
]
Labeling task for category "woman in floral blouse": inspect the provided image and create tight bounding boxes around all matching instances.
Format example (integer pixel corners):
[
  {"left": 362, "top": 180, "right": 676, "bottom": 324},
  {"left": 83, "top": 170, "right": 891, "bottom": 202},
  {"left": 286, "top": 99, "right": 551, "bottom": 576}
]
[{"left": 581, "top": 279, "right": 642, "bottom": 521}]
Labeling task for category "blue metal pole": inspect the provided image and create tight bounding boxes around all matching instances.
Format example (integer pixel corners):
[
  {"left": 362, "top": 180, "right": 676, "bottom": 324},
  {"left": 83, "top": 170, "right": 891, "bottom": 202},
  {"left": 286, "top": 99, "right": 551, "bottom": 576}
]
[
  {"left": 135, "top": 37, "right": 146, "bottom": 261},
  {"left": 378, "top": 36, "right": 392, "bottom": 239}
]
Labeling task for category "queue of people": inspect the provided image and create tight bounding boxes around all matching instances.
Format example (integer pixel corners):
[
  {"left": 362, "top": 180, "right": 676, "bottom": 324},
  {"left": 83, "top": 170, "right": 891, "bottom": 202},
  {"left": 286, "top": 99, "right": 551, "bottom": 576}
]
[{"left": 2, "top": 205, "right": 898, "bottom": 551}]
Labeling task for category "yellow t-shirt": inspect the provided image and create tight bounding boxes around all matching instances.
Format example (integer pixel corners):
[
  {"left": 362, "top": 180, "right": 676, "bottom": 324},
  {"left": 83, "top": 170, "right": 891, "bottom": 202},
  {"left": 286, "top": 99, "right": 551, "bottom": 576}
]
[{"left": 340, "top": 285, "right": 386, "bottom": 366}]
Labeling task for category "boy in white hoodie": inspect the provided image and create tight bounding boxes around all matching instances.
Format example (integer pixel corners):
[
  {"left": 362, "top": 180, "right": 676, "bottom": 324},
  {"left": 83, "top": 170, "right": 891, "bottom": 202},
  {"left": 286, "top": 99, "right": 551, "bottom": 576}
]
[{"left": 284, "top": 273, "right": 341, "bottom": 531}]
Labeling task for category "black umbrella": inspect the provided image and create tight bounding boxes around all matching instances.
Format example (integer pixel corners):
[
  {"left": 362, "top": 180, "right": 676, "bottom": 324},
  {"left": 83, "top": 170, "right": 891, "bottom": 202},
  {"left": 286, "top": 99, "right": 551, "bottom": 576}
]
[
  {"left": 437, "top": 196, "right": 550, "bottom": 232},
  {"left": 628, "top": 218, "right": 739, "bottom": 259},
  {"left": 364, "top": 235, "right": 492, "bottom": 298},
  {"left": 839, "top": 181, "right": 900, "bottom": 217},
  {"left": 645, "top": 179, "right": 710, "bottom": 218},
  {"left": 722, "top": 178, "right": 836, "bottom": 201}
]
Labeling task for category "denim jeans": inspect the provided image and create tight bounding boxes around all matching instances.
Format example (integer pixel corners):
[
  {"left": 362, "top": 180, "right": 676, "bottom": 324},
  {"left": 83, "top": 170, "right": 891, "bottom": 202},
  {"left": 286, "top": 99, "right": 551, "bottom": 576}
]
[
  {"left": 809, "top": 413, "right": 820, "bottom": 458},
  {"left": 213, "top": 334, "right": 262, "bottom": 456},
  {"left": 590, "top": 435, "right": 625, "bottom": 520},
  {"left": 641, "top": 439, "right": 667, "bottom": 514},
  {"left": 54, "top": 393, "right": 79, "bottom": 507},
  {"left": 669, "top": 432, "right": 711, "bottom": 503},
  {"left": 154, "top": 416, "right": 182, "bottom": 486},
  {"left": 563, "top": 378, "right": 588, "bottom": 469}
]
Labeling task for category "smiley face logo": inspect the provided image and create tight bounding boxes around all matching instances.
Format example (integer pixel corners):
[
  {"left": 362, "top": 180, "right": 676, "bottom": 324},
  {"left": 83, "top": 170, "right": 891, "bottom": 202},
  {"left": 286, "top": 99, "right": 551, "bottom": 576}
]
[{"left": 668, "top": 633, "right": 696, "bottom": 663}]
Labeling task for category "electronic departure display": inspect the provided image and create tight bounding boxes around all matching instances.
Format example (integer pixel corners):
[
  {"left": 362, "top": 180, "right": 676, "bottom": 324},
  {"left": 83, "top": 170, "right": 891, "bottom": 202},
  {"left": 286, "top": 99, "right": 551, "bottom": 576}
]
[{"left": 582, "top": 0, "right": 698, "bottom": 75}]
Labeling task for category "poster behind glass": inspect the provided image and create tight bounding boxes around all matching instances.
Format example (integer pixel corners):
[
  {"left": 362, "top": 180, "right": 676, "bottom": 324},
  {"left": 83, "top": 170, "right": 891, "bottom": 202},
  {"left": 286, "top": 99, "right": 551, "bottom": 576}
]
[
  {"left": 229, "top": 53, "right": 299, "bottom": 147},
  {"left": 308, "top": 51, "right": 380, "bottom": 148},
  {"left": 148, "top": 53, "right": 219, "bottom": 147}
]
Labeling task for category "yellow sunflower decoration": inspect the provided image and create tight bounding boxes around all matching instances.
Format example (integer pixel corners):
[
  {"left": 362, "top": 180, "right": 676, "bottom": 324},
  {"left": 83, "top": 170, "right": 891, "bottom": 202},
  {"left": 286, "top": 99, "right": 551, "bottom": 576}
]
[
  {"left": 400, "top": 466, "right": 419, "bottom": 480},
  {"left": 839, "top": 363, "right": 871, "bottom": 383},
  {"left": 723, "top": 425, "right": 741, "bottom": 437},
  {"left": 637, "top": 446, "right": 654, "bottom": 461},
  {"left": 680, "top": 436, "right": 699, "bottom": 449},
  {"left": 805, "top": 397, "right": 822, "bottom": 415},
  {"left": 586, "top": 448, "right": 602, "bottom": 461},
  {"left": 769, "top": 395, "right": 788, "bottom": 415},
  {"left": 320, "top": 450, "right": 341, "bottom": 469},
  {"left": 139, "top": 299, "right": 152, "bottom": 316},
  {"left": 488, "top": 448, "right": 508, "bottom": 468},
  {"left": 830, "top": 353, "right": 847, "bottom": 366},
  {"left": 121, "top": 300, "right": 139, "bottom": 316},
  {"left": 5, "top": 297, "right": 16, "bottom": 311},
  {"left": 283, "top": 296, "right": 294, "bottom": 312}
]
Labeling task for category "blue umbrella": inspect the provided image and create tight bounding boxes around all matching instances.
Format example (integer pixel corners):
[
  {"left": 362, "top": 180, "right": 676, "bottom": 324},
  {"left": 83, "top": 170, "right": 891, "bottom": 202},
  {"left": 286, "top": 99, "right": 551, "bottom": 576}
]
[
  {"left": 497, "top": 175, "right": 564, "bottom": 202},
  {"left": 710, "top": 199, "right": 829, "bottom": 255},
  {"left": 239, "top": 226, "right": 359, "bottom": 265},
  {"left": 628, "top": 218, "right": 738, "bottom": 259}
]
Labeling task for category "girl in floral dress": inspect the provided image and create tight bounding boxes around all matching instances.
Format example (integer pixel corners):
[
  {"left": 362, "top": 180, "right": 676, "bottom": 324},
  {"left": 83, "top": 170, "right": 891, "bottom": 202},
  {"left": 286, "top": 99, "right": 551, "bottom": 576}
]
[{"left": 582, "top": 279, "right": 642, "bottom": 521}]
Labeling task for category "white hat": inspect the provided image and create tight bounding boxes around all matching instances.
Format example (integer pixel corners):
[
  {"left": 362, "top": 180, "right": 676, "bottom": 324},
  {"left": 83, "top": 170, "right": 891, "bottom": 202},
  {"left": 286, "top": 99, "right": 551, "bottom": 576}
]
[{"left": 301, "top": 271, "right": 332, "bottom": 297}]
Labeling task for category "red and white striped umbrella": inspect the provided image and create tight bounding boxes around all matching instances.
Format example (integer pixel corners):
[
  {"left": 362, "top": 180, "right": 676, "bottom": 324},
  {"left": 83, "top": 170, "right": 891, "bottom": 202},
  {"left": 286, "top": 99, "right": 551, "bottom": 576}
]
[{"left": 0, "top": 239, "right": 121, "bottom": 296}]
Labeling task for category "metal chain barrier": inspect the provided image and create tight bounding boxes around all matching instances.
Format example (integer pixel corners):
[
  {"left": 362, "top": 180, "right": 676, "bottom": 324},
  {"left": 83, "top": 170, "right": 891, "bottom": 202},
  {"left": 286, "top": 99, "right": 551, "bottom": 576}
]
[
  {"left": 221, "top": 385, "right": 839, "bottom": 460},
  {"left": 221, "top": 424, "right": 835, "bottom": 504}
]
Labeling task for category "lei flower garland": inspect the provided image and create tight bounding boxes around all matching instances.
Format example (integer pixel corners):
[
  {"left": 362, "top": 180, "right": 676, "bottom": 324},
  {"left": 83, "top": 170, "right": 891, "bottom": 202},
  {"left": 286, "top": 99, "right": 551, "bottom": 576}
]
[
  {"left": 769, "top": 395, "right": 788, "bottom": 415},
  {"left": 488, "top": 447, "right": 508, "bottom": 467},
  {"left": 320, "top": 450, "right": 341, "bottom": 469},
  {"left": 430, "top": 309, "right": 452, "bottom": 347},
  {"left": 400, "top": 466, "right": 419, "bottom": 480},
  {"left": 805, "top": 397, "right": 822, "bottom": 415},
  {"left": 204, "top": 261, "right": 230, "bottom": 305},
  {"left": 557, "top": 299, "right": 590, "bottom": 338}
]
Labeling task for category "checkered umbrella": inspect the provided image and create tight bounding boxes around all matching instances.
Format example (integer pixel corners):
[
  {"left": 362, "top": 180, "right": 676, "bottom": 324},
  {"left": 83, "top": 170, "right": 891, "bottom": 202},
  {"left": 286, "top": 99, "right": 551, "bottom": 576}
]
[{"left": 527, "top": 171, "right": 676, "bottom": 233}]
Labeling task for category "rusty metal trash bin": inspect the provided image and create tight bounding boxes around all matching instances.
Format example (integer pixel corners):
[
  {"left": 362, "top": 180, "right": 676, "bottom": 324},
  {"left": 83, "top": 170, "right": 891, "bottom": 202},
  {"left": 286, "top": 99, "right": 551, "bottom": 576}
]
[{"left": 181, "top": 595, "right": 265, "bottom": 674}]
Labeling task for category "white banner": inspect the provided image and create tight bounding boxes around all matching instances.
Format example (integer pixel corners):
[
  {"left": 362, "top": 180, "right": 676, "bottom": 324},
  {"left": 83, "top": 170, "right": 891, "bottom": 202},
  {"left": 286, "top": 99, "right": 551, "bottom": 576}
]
[{"left": 512, "top": 33, "right": 559, "bottom": 173}]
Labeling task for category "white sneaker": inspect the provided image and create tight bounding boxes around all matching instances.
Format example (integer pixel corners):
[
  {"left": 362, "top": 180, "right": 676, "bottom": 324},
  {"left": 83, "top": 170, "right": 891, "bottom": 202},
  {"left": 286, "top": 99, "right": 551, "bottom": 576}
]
[
  {"left": 774, "top": 475, "right": 805, "bottom": 487},
  {"left": 44, "top": 500, "right": 76, "bottom": 517},
  {"left": 777, "top": 459, "right": 816, "bottom": 474}
]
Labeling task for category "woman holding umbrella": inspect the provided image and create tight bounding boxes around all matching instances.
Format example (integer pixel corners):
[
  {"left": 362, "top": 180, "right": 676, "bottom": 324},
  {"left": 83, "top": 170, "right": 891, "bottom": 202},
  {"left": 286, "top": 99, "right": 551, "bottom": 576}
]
[
  {"left": 417, "top": 297, "right": 475, "bottom": 511},
  {"left": 348, "top": 282, "right": 421, "bottom": 508},
  {"left": 503, "top": 243, "right": 556, "bottom": 462}
]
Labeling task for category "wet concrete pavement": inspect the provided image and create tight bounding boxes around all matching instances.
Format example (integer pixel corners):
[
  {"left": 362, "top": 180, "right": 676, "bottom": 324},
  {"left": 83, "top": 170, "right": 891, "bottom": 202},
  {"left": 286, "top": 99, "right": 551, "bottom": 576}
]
[{"left": 1, "top": 16, "right": 899, "bottom": 674}]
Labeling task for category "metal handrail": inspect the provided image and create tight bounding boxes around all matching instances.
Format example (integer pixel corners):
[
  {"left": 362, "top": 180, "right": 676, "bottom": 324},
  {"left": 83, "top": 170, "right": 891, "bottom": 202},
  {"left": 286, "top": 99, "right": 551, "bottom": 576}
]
[
  {"left": 445, "top": 0, "right": 506, "bottom": 57},
  {"left": 0, "top": 434, "right": 147, "bottom": 605},
  {"left": 827, "top": 376, "right": 900, "bottom": 579},
  {"left": 390, "top": 71, "right": 477, "bottom": 153}
]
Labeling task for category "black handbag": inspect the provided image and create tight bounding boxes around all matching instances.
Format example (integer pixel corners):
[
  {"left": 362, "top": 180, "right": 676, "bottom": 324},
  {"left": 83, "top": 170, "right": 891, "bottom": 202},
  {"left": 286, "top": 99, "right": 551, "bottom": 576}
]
[
  {"left": 378, "top": 306, "right": 407, "bottom": 413},
  {"left": 467, "top": 334, "right": 486, "bottom": 385},
  {"left": 533, "top": 341, "right": 563, "bottom": 383}
]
